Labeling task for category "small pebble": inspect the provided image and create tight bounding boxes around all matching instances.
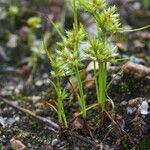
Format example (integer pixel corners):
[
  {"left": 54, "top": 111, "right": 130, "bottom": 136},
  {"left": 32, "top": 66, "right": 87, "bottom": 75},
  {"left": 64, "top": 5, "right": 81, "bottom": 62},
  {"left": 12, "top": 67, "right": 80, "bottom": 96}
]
[
  {"left": 51, "top": 138, "right": 61, "bottom": 147},
  {"left": 15, "top": 116, "right": 20, "bottom": 121},
  {"left": 32, "top": 96, "right": 41, "bottom": 104},
  {"left": 0, "top": 117, "right": 5, "bottom": 127},
  {"left": 138, "top": 101, "right": 149, "bottom": 115},
  {"left": 35, "top": 103, "right": 45, "bottom": 109},
  {"left": 130, "top": 56, "right": 145, "bottom": 65},
  {"left": 122, "top": 62, "right": 150, "bottom": 79},
  {"left": 127, "top": 106, "right": 137, "bottom": 114},
  {"left": 35, "top": 80, "right": 43, "bottom": 87},
  {"left": 120, "top": 101, "right": 128, "bottom": 106},
  {"left": 128, "top": 97, "right": 143, "bottom": 107}
]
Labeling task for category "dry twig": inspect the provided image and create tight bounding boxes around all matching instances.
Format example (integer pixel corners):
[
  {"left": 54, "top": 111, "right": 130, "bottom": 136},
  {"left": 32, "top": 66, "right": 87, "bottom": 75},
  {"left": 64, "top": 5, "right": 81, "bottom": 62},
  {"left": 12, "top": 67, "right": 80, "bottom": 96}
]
[
  {"left": 0, "top": 96, "right": 59, "bottom": 130},
  {"left": 0, "top": 96, "right": 97, "bottom": 147}
]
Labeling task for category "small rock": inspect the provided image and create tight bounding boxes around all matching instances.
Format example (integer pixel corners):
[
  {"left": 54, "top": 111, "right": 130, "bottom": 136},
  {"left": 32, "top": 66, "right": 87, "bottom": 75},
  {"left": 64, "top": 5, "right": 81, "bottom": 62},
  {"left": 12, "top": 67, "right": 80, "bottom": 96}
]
[
  {"left": 10, "top": 138, "right": 26, "bottom": 150},
  {"left": 42, "top": 73, "right": 49, "bottom": 78},
  {"left": 35, "top": 80, "right": 43, "bottom": 87},
  {"left": 140, "top": 32, "right": 150, "bottom": 40},
  {"left": 43, "top": 79, "right": 49, "bottom": 85},
  {"left": 32, "top": 96, "right": 41, "bottom": 104},
  {"left": 86, "top": 61, "right": 98, "bottom": 72},
  {"left": 0, "top": 135, "right": 7, "bottom": 143},
  {"left": 35, "top": 102, "right": 45, "bottom": 109},
  {"left": 79, "top": 41, "right": 90, "bottom": 57},
  {"left": 0, "top": 117, "right": 5, "bottom": 127},
  {"left": 126, "top": 106, "right": 137, "bottom": 114},
  {"left": 86, "top": 23, "right": 97, "bottom": 38},
  {"left": 35, "top": 109, "right": 45, "bottom": 115},
  {"left": 133, "top": 40, "right": 144, "bottom": 48},
  {"left": 130, "top": 56, "right": 145, "bottom": 65},
  {"left": 96, "top": 143, "right": 114, "bottom": 150},
  {"left": 116, "top": 42, "right": 128, "bottom": 52},
  {"left": 138, "top": 101, "right": 149, "bottom": 115},
  {"left": 14, "top": 83, "right": 24, "bottom": 94},
  {"left": 51, "top": 138, "right": 61, "bottom": 147},
  {"left": 111, "top": 74, "right": 122, "bottom": 85},
  {"left": 128, "top": 97, "right": 144, "bottom": 107},
  {"left": 133, "top": 2, "right": 141, "bottom": 10},
  {"left": 8, "top": 118, "right": 15, "bottom": 127},
  {"left": 15, "top": 116, "right": 20, "bottom": 121},
  {"left": 85, "top": 73, "right": 94, "bottom": 89},
  {"left": 122, "top": 62, "right": 150, "bottom": 79},
  {"left": 86, "top": 61, "right": 112, "bottom": 72},
  {"left": 120, "top": 101, "right": 128, "bottom": 106},
  {"left": 6, "top": 34, "right": 18, "bottom": 48}
]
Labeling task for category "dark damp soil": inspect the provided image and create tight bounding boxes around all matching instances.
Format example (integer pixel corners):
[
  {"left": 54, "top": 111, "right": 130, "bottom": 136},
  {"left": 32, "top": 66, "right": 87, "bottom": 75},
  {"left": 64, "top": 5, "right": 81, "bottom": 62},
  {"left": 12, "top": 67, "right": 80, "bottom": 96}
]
[{"left": 0, "top": 0, "right": 150, "bottom": 149}]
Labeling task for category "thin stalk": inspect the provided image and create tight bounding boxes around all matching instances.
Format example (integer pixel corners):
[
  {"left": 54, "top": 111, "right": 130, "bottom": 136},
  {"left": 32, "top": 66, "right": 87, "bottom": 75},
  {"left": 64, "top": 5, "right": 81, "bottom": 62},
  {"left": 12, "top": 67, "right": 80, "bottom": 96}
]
[
  {"left": 73, "top": 0, "right": 79, "bottom": 55},
  {"left": 78, "top": 103, "right": 98, "bottom": 116},
  {"left": 61, "top": 102, "right": 68, "bottom": 128},
  {"left": 56, "top": 79, "right": 62, "bottom": 124},
  {"left": 56, "top": 78, "right": 68, "bottom": 127},
  {"left": 57, "top": 96, "right": 62, "bottom": 124},
  {"left": 75, "top": 65, "right": 86, "bottom": 118},
  {"left": 73, "top": 0, "right": 78, "bottom": 35},
  {"left": 106, "top": 68, "right": 122, "bottom": 91},
  {"left": 47, "top": 16, "right": 64, "bottom": 39},
  {"left": 94, "top": 60, "right": 100, "bottom": 103},
  {"left": 73, "top": 0, "right": 86, "bottom": 118},
  {"left": 121, "top": 25, "right": 150, "bottom": 33},
  {"left": 98, "top": 62, "right": 106, "bottom": 111},
  {"left": 96, "top": 21, "right": 107, "bottom": 111}
]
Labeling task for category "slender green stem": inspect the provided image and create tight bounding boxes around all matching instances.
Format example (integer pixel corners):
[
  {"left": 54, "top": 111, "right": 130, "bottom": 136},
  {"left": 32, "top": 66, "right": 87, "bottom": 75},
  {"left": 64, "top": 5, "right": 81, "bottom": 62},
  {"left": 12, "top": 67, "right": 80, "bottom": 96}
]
[
  {"left": 106, "top": 68, "right": 122, "bottom": 91},
  {"left": 56, "top": 78, "right": 68, "bottom": 127},
  {"left": 94, "top": 60, "right": 100, "bottom": 103},
  {"left": 73, "top": 0, "right": 79, "bottom": 56},
  {"left": 56, "top": 79, "right": 62, "bottom": 123},
  {"left": 98, "top": 62, "right": 106, "bottom": 111},
  {"left": 121, "top": 25, "right": 150, "bottom": 33},
  {"left": 47, "top": 16, "right": 64, "bottom": 39},
  {"left": 73, "top": 0, "right": 78, "bottom": 35},
  {"left": 60, "top": 98, "right": 68, "bottom": 127},
  {"left": 73, "top": 0, "right": 86, "bottom": 118},
  {"left": 95, "top": 20, "right": 107, "bottom": 111},
  {"left": 75, "top": 65, "right": 86, "bottom": 118}
]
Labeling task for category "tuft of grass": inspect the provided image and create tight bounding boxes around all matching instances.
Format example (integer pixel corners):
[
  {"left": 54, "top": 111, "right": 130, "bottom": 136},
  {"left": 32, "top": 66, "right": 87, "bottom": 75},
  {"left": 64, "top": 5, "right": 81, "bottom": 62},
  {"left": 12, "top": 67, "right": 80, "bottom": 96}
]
[
  {"left": 79, "top": 0, "right": 121, "bottom": 111},
  {"left": 44, "top": 0, "right": 121, "bottom": 124},
  {"left": 43, "top": 0, "right": 150, "bottom": 127},
  {"left": 43, "top": 40, "right": 68, "bottom": 127}
]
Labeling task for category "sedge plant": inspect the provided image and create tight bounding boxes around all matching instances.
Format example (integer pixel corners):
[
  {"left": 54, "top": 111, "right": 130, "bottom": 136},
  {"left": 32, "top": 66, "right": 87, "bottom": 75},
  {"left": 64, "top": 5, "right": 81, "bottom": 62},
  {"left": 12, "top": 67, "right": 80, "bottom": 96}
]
[
  {"left": 79, "top": 0, "right": 121, "bottom": 112},
  {"left": 44, "top": 0, "right": 150, "bottom": 126},
  {"left": 43, "top": 41, "right": 68, "bottom": 128},
  {"left": 55, "top": 0, "right": 87, "bottom": 118},
  {"left": 45, "top": 0, "right": 121, "bottom": 122}
]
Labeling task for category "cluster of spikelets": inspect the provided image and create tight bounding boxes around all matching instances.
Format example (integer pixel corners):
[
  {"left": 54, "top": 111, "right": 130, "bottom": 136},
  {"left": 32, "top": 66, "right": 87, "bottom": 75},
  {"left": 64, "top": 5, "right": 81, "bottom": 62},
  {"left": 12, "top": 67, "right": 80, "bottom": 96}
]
[{"left": 44, "top": 0, "right": 122, "bottom": 127}]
